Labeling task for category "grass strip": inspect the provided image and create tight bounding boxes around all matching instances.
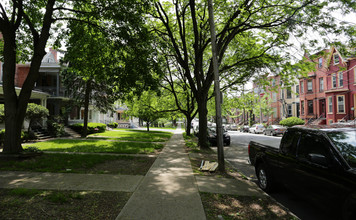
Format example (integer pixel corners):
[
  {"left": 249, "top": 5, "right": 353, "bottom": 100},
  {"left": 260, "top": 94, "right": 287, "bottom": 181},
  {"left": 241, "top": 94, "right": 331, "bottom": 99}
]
[
  {"left": 0, "top": 153, "right": 154, "bottom": 174},
  {"left": 0, "top": 189, "right": 131, "bottom": 220},
  {"left": 88, "top": 129, "right": 173, "bottom": 142},
  {"left": 200, "top": 192, "right": 297, "bottom": 220},
  {"left": 25, "top": 139, "right": 164, "bottom": 154}
]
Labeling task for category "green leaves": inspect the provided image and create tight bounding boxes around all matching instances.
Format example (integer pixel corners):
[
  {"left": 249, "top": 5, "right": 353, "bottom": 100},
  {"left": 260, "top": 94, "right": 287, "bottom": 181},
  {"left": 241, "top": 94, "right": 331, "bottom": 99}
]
[{"left": 25, "top": 103, "right": 49, "bottom": 120}]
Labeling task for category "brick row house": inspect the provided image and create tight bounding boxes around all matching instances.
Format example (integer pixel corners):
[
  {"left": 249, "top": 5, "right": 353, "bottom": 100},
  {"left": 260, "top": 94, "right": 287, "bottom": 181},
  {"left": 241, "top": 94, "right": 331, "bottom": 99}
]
[
  {"left": 251, "top": 75, "right": 300, "bottom": 124},
  {"left": 300, "top": 46, "right": 356, "bottom": 125},
  {"left": 252, "top": 46, "right": 356, "bottom": 125}
]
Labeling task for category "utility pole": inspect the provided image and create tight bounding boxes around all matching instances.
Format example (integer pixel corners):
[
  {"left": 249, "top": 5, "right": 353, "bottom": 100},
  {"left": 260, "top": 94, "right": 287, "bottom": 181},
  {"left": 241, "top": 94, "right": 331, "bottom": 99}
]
[{"left": 208, "top": 0, "right": 224, "bottom": 172}]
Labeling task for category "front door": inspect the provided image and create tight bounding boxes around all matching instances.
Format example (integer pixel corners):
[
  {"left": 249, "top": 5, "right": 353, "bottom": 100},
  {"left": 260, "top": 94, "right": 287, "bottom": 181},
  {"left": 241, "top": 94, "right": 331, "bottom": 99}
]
[{"left": 319, "top": 99, "right": 326, "bottom": 117}]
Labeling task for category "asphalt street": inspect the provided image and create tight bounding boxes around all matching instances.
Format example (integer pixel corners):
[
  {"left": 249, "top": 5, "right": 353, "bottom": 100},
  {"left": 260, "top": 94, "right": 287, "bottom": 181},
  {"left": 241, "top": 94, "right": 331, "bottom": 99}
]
[{"left": 220, "top": 130, "right": 337, "bottom": 220}]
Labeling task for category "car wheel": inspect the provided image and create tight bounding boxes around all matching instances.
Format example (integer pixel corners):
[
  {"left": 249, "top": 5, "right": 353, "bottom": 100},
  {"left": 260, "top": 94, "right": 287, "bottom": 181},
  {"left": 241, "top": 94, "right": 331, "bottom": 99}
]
[
  {"left": 263, "top": 131, "right": 266, "bottom": 135},
  {"left": 256, "top": 163, "right": 274, "bottom": 192},
  {"left": 226, "top": 140, "right": 231, "bottom": 146}
]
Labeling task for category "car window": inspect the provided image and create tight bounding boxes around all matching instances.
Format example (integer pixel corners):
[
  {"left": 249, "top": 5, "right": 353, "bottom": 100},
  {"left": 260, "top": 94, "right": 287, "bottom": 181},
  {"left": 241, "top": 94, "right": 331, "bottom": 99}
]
[
  {"left": 327, "top": 131, "right": 356, "bottom": 169},
  {"left": 280, "top": 130, "right": 300, "bottom": 156},
  {"left": 297, "top": 133, "right": 331, "bottom": 163}
]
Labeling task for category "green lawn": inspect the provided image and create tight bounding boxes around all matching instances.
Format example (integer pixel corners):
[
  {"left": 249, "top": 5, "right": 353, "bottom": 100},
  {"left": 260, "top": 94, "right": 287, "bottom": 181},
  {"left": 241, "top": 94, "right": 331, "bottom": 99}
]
[
  {"left": 0, "top": 153, "right": 152, "bottom": 174},
  {"left": 25, "top": 139, "right": 164, "bottom": 154},
  {"left": 88, "top": 129, "right": 173, "bottom": 142}
]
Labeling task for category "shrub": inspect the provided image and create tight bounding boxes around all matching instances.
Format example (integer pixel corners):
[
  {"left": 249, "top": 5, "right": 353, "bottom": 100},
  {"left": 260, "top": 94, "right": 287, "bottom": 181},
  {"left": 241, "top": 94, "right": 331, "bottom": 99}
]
[
  {"left": 279, "top": 117, "right": 305, "bottom": 127},
  {"left": 70, "top": 123, "right": 106, "bottom": 134},
  {"left": 0, "top": 130, "right": 37, "bottom": 146},
  {"left": 47, "top": 116, "right": 66, "bottom": 137},
  {"left": 107, "top": 122, "right": 118, "bottom": 128}
]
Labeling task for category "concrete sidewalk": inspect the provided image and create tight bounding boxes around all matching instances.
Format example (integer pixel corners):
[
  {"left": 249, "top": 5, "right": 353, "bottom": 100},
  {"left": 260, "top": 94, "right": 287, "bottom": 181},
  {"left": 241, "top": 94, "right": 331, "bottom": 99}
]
[
  {"left": 116, "top": 129, "right": 206, "bottom": 220},
  {"left": 0, "top": 128, "right": 267, "bottom": 219}
]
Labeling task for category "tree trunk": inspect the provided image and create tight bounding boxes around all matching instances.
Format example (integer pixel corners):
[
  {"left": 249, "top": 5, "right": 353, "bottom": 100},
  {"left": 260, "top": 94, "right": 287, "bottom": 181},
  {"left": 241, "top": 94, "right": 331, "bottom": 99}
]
[
  {"left": 146, "top": 122, "right": 150, "bottom": 132},
  {"left": 185, "top": 116, "right": 192, "bottom": 136},
  {"left": 82, "top": 80, "right": 91, "bottom": 138},
  {"left": 2, "top": 30, "right": 24, "bottom": 153},
  {"left": 197, "top": 96, "right": 209, "bottom": 149}
]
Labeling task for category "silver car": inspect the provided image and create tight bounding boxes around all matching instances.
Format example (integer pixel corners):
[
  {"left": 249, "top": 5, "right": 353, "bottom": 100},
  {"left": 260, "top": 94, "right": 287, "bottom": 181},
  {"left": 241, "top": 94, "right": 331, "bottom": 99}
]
[
  {"left": 263, "top": 125, "right": 286, "bottom": 136},
  {"left": 249, "top": 124, "right": 265, "bottom": 134}
]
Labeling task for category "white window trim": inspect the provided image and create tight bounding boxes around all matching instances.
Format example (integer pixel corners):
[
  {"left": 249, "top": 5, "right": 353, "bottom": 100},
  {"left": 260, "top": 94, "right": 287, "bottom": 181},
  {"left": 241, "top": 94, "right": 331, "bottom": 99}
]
[
  {"left": 307, "top": 80, "right": 313, "bottom": 92},
  {"left": 334, "top": 53, "right": 340, "bottom": 65},
  {"left": 300, "top": 81, "right": 304, "bottom": 94},
  {"left": 332, "top": 73, "right": 337, "bottom": 88},
  {"left": 337, "top": 95, "right": 345, "bottom": 113},
  {"left": 338, "top": 71, "right": 343, "bottom": 87},
  {"left": 328, "top": 96, "right": 333, "bottom": 114}
]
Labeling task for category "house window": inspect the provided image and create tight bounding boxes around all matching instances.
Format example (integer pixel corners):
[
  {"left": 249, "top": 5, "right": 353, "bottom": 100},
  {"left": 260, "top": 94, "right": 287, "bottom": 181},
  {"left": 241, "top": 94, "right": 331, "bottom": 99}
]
[
  {"left": 338, "top": 72, "right": 343, "bottom": 87},
  {"left": 287, "top": 88, "right": 292, "bottom": 99},
  {"left": 287, "top": 104, "right": 292, "bottom": 117},
  {"left": 272, "top": 79, "right": 276, "bottom": 87},
  {"left": 319, "top": 78, "right": 324, "bottom": 92},
  {"left": 273, "top": 108, "right": 277, "bottom": 118},
  {"left": 296, "top": 85, "right": 299, "bottom": 97},
  {"left": 337, "top": 95, "right": 345, "bottom": 113},
  {"left": 300, "top": 81, "right": 304, "bottom": 94},
  {"left": 281, "top": 89, "right": 285, "bottom": 99},
  {"left": 301, "top": 101, "right": 304, "bottom": 115},
  {"left": 272, "top": 92, "right": 277, "bottom": 102},
  {"left": 308, "top": 100, "right": 313, "bottom": 114},
  {"left": 328, "top": 96, "right": 333, "bottom": 113},
  {"left": 332, "top": 74, "right": 337, "bottom": 88},
  {"left": 318, "top": 58, "right": 323, "bottom": 68},
  {"left": 307, "top": 80, "right": 312, "bottom": 92},
  {"left": 334, "top": 53, "right": 340, "bottom": 65}
]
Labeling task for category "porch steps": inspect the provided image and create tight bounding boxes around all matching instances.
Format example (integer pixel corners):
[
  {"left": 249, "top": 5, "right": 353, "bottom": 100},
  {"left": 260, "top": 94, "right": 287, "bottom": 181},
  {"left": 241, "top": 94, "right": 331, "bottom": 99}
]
[{"left": 33, "top": 128, "right": 53, "bottom": 140}]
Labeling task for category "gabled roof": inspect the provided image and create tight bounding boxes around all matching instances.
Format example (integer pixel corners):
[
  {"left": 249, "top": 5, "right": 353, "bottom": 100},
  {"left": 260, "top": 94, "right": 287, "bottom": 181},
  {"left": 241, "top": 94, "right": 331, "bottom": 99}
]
[{"left": 326, "top": 45, "right": 346, "bottom": 66}]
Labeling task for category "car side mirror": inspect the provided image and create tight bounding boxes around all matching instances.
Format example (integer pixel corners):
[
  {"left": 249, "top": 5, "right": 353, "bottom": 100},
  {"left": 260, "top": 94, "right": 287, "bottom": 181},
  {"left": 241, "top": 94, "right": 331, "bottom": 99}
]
[{"left": 308, "top": 153, "right": 328, "bottom": 167}]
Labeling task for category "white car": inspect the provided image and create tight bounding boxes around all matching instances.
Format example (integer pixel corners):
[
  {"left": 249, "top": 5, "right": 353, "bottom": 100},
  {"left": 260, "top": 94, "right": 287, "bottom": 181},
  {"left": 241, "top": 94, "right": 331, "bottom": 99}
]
[{"left": 249, "top": 124, "right": 265, "bottom": 134}]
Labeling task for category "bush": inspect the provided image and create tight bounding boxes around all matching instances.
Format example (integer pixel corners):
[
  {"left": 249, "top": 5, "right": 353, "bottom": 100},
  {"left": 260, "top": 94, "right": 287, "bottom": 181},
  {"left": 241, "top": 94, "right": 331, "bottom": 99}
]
[
  {"left": 279, "top": 117, "right": 305, "bottom": 127},
  {"left": 0, "top": 130, "right": 37, "bottom": 146},
  {"left": 47, "top": 116, "right": 66, "bottom": 137},
  {"left": 70, "top": 123, "right": 106, "bottom": 134},
  {"left": 107, "top": 122, "right": 118, "bottom": 128}
]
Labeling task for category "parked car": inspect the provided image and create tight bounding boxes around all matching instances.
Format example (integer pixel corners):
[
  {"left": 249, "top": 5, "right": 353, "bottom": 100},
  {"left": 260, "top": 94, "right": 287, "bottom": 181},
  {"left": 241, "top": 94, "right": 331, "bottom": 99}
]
[
  {"left": 249, "top": 126, "right": 356, "bottom": 219},
  {"left": 230, "top": 124, "right": 238, "bottom": 131},
  {"left": 240, "top": 125, "right": 249, "bottom": 132},
  {"left": 249, "top": 124, "right": 265, "bottom": 134},
  {"left": 207, "top": 126, "right": 231, "bottom": 146},
  {"left": 263, "top": 125, "right": 286, "bottom": 136}
]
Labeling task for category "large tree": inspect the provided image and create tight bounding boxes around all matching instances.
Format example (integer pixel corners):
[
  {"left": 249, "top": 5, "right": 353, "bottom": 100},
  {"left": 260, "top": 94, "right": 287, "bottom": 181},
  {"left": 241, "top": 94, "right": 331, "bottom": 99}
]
[
  {"left": 161, "top": 57, "right": 198, "bottom": 135},
  {"left": 151, "top": 0, "right": 355, "bottom": 148},
  {"left": 63, "top": 2, "right": 160, "bottom": 137},
  {"left": 0, "top": 0, "right": 155, "bottom": 153}
]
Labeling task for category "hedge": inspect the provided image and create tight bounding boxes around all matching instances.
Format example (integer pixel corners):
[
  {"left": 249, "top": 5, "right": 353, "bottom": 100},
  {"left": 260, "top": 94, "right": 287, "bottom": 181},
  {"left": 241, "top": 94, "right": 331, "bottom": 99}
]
[
  {"left": 279, "top": 117, "right": 305, "bottom": 127},
  {"left": 107, "top": 122, "right": 118, "bottom": 128},
  {"left": 70, "top": 123, "right": 106, "bottom": 134}
]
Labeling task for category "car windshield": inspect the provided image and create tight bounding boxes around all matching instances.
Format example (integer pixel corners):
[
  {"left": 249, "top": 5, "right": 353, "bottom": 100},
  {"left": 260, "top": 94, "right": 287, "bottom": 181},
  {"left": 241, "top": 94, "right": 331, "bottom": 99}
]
[{"left": 327, "top": 131, "right": 356, "bottom": 169}]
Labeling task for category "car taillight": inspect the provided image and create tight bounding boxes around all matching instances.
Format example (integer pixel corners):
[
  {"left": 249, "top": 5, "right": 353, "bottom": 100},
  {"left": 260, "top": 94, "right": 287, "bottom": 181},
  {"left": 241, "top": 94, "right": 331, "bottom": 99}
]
[
  {"left": 275, "top": 129, "right": 278, "bottom": 131},
  {"left": 248, "top": 144, "right": 250, "bottom": 155}
]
